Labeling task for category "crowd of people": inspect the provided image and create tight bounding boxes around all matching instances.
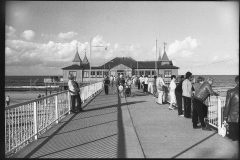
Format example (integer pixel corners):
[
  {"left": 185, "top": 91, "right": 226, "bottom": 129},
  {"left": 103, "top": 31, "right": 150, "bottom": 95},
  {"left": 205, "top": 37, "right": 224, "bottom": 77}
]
[{"left": 67, "top": 72, "right": 239, "bottom": 147}]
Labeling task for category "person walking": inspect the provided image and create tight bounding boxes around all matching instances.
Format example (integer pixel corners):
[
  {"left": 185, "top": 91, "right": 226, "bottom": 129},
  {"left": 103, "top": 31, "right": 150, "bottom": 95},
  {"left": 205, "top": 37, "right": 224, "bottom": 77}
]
[
  {"left": 68, "top": 74, "right": 78, "bottom": 113},
  {"left": 152, "top": 76, "right": 157, "bottom": 97},
  {"left": 104, "top": 75, "right": 110, "bottom": 95},
  {"left": 144, "top": 75, "right": 149, "bottom": 93},
  {"left": 73, "top": 79, "right": 83, "bottom": 112},
  {"left": 192, "top": 77, "right": 219, "bottom": 131},
  {"left": 182, "top": 72, "right": 193, "bottom": 118},
  {"left": 223, "top": 75, "right": 239, "bottom": 143},
  {"left": 137, "top": 76, "right": 141, "bottom": 90},
  {"left": 175, "top": 75, "right": 184, "bottom": 116},
  {"left": 110, "top": 75, "right": 114, "bottom": 87},
  {"left": 169, "top": 75, "right": 177, "bottom": 110},
  {"left": 156, "top": 75, "right": 167, "bottom": 105},
  {"left": 140, "top": 75, "right": 144, "bottom": 91},
  {"left": 6, "top": 95, "right": 10, "bottom": 106}
]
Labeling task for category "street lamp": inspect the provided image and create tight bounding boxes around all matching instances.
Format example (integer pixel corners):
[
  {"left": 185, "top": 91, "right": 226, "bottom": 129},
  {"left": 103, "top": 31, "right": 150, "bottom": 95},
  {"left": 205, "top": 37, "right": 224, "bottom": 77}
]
[
  {"left": 89, "top": 38, "right": 108, "bottom": 83},
  {"left": 109, "top": 60, "right": 113, "bottom": 76},
  {"left": 155, "top": 39, "right": 157, "bottom": 76}
]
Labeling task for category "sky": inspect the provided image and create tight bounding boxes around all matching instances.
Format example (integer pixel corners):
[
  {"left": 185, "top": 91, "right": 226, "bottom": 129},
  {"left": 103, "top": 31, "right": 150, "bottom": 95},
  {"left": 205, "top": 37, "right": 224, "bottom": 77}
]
[{"left": 5, "top": 1, "right": 239, "bottom": 76}]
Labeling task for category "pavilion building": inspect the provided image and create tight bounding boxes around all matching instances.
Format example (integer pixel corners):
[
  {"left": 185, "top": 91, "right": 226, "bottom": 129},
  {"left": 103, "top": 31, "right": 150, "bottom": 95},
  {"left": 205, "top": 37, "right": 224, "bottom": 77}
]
[{"left": 62, "top": 47, "right": 179, "bottom": 83}]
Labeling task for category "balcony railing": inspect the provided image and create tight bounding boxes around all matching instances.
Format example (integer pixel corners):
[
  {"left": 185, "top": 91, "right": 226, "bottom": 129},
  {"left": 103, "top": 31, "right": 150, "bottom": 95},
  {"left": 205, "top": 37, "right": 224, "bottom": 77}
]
[{"left": 5, "top": 81, "right": 103, "bottom": 157}]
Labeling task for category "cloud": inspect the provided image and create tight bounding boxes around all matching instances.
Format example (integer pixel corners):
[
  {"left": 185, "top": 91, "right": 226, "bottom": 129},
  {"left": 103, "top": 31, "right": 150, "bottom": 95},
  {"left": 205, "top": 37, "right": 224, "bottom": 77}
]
[
  {"left": 58, "top": 31, "right": 78, "bottom": 41},
  {"left": 21, "top": 30, "right": 36, "bottom": 40},
  {"left": 5, "top": 39, "right": 80, "bottom": 67},
  {"left": 167, "top": 37, "right": 200, "bottom": 58},
  {"left": 6, "top": 25, "right": 16, "bottom": 37},
  {"left": 6, "top": 35, "right": 154, "bottom": 69}
]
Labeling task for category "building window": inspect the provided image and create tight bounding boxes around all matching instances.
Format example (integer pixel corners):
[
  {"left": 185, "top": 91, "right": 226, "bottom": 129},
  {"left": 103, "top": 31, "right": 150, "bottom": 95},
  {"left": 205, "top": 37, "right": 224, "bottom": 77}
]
[
  {"left": 69, "top": 71, "right": 77, "bottom": 79},
  {"left": 97, "top": 71, "right": 102, "bottom": 78},
  {"left": 145, "top": 70, "right": 150, "bottom": 77},
  {"left": 91, "top": 71, "right": 95, "bottom": 78},
  {"left": 103, "top": 71, "right": 109, "bottom": 77},
  {"left": 84, "top": 71, "right": 89, "bottom": 78},
  {"left": 152, "top": 70, "right": 155, "bottom": 76},
  {"left": 125, "top": 70, "right": 131, "bottom": 77},
  {"left": 139, "top": 71, "right": 144, "bottom": 76},
  {"left": 164, "top": 70, "right": 172, "bottom": 78}
]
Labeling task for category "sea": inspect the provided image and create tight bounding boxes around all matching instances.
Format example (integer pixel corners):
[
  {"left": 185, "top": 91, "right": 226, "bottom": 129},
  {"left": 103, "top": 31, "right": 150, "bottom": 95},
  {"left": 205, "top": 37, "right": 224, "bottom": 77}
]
[
  {"left": 5, "top": 75, "right": 237, "bottom": 88},
  {"left": 5, "top": 75, "right": 63, "bottom": 87},
  {"left": 4, "top": 75, "right": 238, "bottom": 106}
]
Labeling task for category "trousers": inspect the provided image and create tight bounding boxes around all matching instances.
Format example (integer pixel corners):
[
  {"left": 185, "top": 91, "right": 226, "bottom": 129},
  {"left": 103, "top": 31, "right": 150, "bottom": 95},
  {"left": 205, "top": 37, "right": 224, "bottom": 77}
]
[
  {"left": 192, "top": 98, "right": 206, "bottom": 128},
  {"left": 175, "top": 91, "right": 183, "bottom": 115},
  {"left": 70, "top": 95, "right": 76, "bottom": 112},
  {"left": 183, "top": 96, "right": 191, "bottom": 118}
]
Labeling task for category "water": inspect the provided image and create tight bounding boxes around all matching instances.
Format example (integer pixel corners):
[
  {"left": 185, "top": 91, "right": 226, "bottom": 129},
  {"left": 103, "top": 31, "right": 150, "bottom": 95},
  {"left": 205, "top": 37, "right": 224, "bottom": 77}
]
[
  {"left": 5, "top": 75, "right": 237, "bottom": 87},
  {"left": 5, "top": 76, "right": 63, "bottom": 86}
]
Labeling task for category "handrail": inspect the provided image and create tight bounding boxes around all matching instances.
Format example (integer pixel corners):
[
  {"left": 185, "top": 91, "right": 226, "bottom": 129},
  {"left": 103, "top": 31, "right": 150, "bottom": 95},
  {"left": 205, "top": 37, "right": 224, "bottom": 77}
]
[{"left": 5, "top": 81, "right": 103, "bottom": 157}]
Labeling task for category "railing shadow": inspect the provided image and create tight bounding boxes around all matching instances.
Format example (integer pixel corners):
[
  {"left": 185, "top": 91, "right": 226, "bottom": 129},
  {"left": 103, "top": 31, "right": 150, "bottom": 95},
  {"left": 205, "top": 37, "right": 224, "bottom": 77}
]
[{"left": 11, "top": 87, "right": 140, "bottom": 158}]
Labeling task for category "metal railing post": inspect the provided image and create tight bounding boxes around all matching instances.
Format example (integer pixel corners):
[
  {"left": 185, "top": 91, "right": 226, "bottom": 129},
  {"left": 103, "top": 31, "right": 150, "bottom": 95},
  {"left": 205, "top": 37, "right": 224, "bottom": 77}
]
[
  {"left": 68, "top": 91, "right": 71, "bottom": 114},
  {"left": 33, "top": 102, "right": 38, "bottom": 140},
  {"left": 55, "top": 95, "right": 58, "bottom": 124},
  {"left": 217, "top": 97, "right": 222, "bottom": 135}
]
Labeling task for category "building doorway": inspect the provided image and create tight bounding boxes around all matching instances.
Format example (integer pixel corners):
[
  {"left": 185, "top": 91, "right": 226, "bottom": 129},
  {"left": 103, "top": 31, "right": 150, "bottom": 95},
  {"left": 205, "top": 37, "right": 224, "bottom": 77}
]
[{"left": 117, "top": 71, "right": 125, "bottom": 77}]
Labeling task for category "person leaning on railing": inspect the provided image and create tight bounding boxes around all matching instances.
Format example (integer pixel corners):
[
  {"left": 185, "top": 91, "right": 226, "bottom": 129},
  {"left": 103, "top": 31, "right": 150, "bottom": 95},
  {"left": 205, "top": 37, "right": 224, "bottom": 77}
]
[
  {"left": 192, "top": 77, "right": 219, "bottom": 131},
  {"left": 223, "top": 75, "right": 239, "bottom": 143},
  {"left": 68, "top": 74, "right": 79, "bottom": 114}
]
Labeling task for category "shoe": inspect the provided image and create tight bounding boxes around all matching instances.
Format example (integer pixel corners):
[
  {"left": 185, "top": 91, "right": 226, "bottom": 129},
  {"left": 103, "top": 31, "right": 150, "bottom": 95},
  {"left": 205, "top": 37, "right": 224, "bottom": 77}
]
[
  {"left": 202, "top": 127, "right": 212, "bottom": 131},
  {"left": 178, "top": 114, "right": 184, "bottom": 117},
  {"left": 169, "top": 107, "right": 173, "bottom": 110},
  {"left": 193, "top": 126, "right": 201, "bottom": 129}
]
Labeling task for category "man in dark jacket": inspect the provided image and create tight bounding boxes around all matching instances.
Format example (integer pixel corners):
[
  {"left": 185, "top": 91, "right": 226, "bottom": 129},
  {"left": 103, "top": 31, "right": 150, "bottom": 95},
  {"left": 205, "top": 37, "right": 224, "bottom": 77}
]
[
  {"left": 73, "top": 79, "right": 83, "bottom": 112},
  {"left": 223, "top": 75, "right": 239, "bottom": 142},
  {"left": 175, "top": 75, "right": 184, "bottom": 116},
  {"left": 192, "top": 77, "right": 218, "bottom": 131},
  {"left": 104, "top": 75, "right": 110, "bottom": 95}
]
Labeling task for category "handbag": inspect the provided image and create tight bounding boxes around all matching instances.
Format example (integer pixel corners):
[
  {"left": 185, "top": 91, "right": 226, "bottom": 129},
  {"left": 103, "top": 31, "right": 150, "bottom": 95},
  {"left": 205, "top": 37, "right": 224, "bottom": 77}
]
[{"left": 220, "top": 121, "right": 229, "bottom": 137}]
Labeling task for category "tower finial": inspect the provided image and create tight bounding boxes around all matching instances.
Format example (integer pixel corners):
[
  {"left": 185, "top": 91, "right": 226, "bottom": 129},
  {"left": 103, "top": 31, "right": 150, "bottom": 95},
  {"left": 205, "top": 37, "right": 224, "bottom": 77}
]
[{"left": 163, "top": 42, "right": 167, "bottom": 52}]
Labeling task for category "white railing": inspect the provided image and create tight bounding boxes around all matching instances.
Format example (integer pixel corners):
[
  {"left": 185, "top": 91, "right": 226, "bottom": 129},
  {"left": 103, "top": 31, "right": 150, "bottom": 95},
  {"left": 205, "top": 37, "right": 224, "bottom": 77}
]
[
  {"left": 5, "top": 81, "right": 103, "bottom": 157},
  {"left": 205, "top": 96, "right": 226, "bottom": 135},
  {"left": 165, "top": 92, "right": 226, "bottom": 135}
]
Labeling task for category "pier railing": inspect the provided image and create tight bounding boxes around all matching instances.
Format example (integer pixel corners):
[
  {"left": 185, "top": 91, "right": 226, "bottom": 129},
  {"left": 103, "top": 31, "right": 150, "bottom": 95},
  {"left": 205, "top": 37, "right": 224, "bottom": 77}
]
[
  {"left": 165, "top": 93, "right": 226, "bottom": 135},
  {"left": 5, "top": 81, "right": 103, "bottom": 157},
  {"left": 204, "top": 96, "right": 226, "bottom": 135}
]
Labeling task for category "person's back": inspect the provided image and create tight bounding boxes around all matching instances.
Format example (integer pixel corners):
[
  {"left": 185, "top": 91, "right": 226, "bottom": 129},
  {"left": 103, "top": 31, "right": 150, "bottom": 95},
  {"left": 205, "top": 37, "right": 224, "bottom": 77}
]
[
  {"left": 104, "top": 77, "right": 110, "bottom": 85},
  {"left": 175, "top": 79, "right": 184, "bottom": 93},
  {"left": 110, "top": 76, "right": 113, "bottom": 82},
  {"left": 194, "top": 80, "right": 216, "bottom": 102},
  {"left": 224, "top": 83, "right": 239, "bottom": 122}
]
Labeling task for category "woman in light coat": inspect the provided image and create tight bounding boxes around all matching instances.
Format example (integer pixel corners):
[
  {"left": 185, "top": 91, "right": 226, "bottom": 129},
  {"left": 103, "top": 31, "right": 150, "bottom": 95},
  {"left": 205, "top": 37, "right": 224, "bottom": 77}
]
[{"left": 169, "top": 75, "right": 177, "bottom": 110}]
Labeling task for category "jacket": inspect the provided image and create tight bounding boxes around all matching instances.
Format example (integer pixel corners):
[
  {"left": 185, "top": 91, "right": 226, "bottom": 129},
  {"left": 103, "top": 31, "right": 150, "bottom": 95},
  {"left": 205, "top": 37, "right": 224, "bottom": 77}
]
[
  {"left": 68, "top": 80, "right": 78, "bottom": 96},
  {"left": 175, "top": 80, "right": 183, "bottom": 93},
  {"left": 193, "top": 81, "right": 217, "bottom": 102},
  {"left": 182, "top": 79, "right": 192, "bottom": 98},
  {"left": 223, "top": 85, "right": 239, "bottom": 123}
]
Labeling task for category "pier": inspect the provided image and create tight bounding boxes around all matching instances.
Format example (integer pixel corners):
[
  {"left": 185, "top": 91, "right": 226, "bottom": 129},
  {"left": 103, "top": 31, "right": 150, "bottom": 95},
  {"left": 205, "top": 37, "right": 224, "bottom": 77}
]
[{"left": 6, "top": 84, "right": 238, "bottom": 158}]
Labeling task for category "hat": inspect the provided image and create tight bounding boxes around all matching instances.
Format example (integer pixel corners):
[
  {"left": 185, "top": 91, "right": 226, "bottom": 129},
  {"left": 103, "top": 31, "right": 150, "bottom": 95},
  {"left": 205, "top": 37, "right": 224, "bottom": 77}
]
[{"left": 68, "top": 74, "right": 74, "bottom": 80}]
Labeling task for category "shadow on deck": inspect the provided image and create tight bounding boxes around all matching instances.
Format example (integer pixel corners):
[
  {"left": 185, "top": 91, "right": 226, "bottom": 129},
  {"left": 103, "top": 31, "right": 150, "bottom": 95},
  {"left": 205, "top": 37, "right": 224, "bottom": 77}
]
[{"left": 10, "top": 86, "right": 238, "bottom": 158}]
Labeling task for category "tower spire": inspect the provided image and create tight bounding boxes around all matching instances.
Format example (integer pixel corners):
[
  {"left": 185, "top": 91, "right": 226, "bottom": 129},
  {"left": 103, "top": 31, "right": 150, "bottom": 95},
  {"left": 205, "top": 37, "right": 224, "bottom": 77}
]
[{"left": 163, "top": 42, "right": 167, "bottom": 52}]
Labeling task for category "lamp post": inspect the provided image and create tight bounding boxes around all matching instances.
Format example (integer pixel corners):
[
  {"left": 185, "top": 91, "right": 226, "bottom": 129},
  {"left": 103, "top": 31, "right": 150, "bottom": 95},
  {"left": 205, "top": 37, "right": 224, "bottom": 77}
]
[
  {"left": 155, "top": 39, "right": 157, "bottom": 76},
  {"left": 137, "top": 61, "right": 138, "bottom": 76},
  {"left": 109, "top": 60, "right": 113, "bottom": 76},
  {"left": 89, "top": 38, "right": 108, "bottom": 83}
]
